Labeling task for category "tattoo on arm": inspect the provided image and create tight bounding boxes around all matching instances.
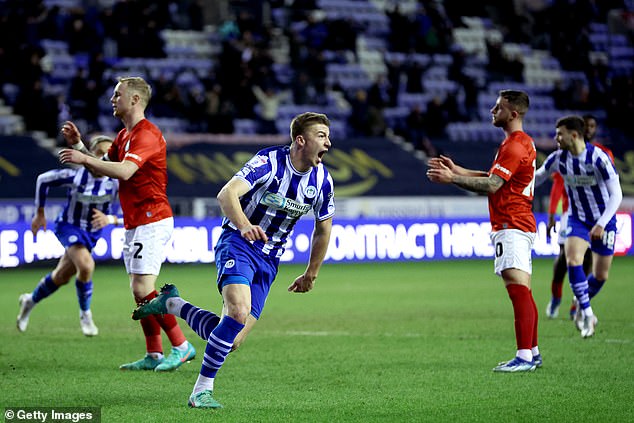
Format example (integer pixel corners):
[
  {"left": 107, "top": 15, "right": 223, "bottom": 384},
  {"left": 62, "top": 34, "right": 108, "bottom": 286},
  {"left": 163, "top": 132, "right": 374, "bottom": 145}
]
[{"left": 452, "top": 174, "right": 505, "bottom": 194}]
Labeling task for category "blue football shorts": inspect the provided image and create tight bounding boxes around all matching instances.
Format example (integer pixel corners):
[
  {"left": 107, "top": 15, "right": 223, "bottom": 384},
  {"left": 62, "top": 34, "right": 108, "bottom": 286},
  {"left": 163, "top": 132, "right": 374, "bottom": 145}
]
[
  {"left": 214, "top": 229, "right": 280, "bottom": 320},
  {"left": 566, "top": 214, "right": 617, "bottom": 256},
  {"left": 55, "top": 221, "right": 100, "bottom": 251}
]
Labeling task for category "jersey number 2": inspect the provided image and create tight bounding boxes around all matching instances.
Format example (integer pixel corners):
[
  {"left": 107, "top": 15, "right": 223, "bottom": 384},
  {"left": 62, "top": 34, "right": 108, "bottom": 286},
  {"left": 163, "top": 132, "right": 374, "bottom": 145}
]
[{"left": 133, "top": 242, "right": 143, "bottom": 259}]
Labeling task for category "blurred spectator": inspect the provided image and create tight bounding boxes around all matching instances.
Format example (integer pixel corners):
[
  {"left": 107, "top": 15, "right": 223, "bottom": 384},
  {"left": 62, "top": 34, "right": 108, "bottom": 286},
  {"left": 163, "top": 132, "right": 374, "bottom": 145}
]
[
  {"left": 15, "top": 79, "right": 58, "bottom": 137},
  {"left": 425, "top": 96, "right": 449, "bottom": 139},
  {"left": 551, "top": 79, "right": 570, "bottom": 110},
  {"left": 205, "top": 83, "right": 235, "bottom": 134},
  {"left": 405, "top": 105, "right": 438, "bottom": 157},
  {"left": 405, "top": 61, "right": 425, "bottom": 93},
  {"left": 366, "top": 76, "right": 390, "bottom": 135},
  {"left": 252, "top": 85, "right": 289, "bottom": 134},
  {"left": 291, "top": 71, "right": 317, "bottom": 105},
  {"left": 347, "top": 89, "right": 371, "bottom": 137},
  {"left": 387, "top": 4, "right": 411, "bottom": 53}
]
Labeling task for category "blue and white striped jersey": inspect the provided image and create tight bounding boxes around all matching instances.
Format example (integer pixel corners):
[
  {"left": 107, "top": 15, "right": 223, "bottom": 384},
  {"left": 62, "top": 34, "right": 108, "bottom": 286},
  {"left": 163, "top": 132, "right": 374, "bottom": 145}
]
[
  {"left": 223, "top": 145, "right": 335, "bottom": 258},
  {"left": 35, "top": 167, "right": 119, "bottom": 232},
  {"left": 538, "top": 143, "right": 619, "bottom": 226}
]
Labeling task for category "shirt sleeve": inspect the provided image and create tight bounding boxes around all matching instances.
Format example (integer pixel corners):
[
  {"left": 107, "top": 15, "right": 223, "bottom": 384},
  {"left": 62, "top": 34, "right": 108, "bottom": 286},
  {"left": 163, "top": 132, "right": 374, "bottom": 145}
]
[
  {"left": 597, "top": 176, "right": 622, "bottom": 228},
  {"left": 124, "top": 129, "right": 160, "bottom": 167},
  {"left": 235, "top": 152, "right": 273, "bottom": 187},
  {"left": 314, "top": 172, "right": 335, "bottom": 221},
  {"left": 34, "top": 169, "right": 76, "bottom": 208},
  {"left": 490, "top": 142, "right": 521, "bottom": 182}
]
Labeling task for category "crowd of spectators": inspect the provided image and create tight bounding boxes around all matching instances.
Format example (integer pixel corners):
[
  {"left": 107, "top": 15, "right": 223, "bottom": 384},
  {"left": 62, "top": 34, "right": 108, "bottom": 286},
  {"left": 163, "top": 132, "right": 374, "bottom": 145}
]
[{"left": 0, "top": 0, "right": 633, "bottom": 152}]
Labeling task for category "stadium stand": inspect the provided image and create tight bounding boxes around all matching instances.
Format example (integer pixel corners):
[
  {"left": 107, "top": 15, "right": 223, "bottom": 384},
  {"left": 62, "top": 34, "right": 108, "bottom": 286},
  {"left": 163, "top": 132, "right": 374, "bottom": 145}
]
[{"left": 0, "top": 0, "right": 632, "bottom": 157}]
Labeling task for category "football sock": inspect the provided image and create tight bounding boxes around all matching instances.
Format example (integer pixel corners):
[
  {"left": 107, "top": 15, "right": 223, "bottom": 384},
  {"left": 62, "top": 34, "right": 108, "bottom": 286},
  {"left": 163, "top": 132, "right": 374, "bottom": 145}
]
[
  {"left": 550, "top": 280, "right": 563, "bottom": 301},
  {"left": 192, "top": 374, "right": 214, "bottom": 395},
  {"left": 179, "top": 302, "right": 221, "bottom": 341},
  {"left": 587, "top": 275, "right": 605, "bottom": 299},
  {"left": 155, "top": 312, "right": 187, "bottom": 347},
  {"left": 166, "top": 296, "right": 186, "bottom": 315},
  {"left": 200, "top": 316, "right": 245, "bottom": 379},
  {"left": 75, "top": 279, "right": 93, "bottom": 311},
  {"left": 552, "top": 251, "right": 567, "bottom": 289},
  {"left": 31, "top": 273, "right": 59, "bottom": 303},
  {"left": 173, "top": 340, "right": 189, "bottom": 352},
  {"left": 517, "top": 349, "right": 532, "bottom": 362},
  {"left": 568, "top": 265, "right": 591, "bottom": 310},
  {"left": 137, "top": 291, "right": 162, "bottom": 354},
  {"left": 531, "top": 346, "right": 540, "bottom": 357},
  {"left": 529, "top": 291, "right": 539, "bottom": 349},
  {"left": 148, "top": 352, "right": 164, "bottom": 361},
  {"left": 505, "top": 284, "right": 535, "bottom": 351}
]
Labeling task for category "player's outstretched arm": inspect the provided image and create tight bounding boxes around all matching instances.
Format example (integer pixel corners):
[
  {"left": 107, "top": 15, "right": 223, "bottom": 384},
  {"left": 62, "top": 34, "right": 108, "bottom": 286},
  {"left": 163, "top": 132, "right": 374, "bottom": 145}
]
[
  {"left": 31, "top": 207, "right": 47, "bottom": 235},
  {"left": 288, "top": 217, "right": 332, "bottom": 293}
]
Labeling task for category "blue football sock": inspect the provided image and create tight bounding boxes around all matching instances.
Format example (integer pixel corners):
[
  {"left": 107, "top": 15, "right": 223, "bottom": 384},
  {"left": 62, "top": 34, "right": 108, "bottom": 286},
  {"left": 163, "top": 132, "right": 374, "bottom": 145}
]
[
  {"left": 32, "top": 274, "right": 59, "bottom": 303},
  {"left": 179, "top": 302, "right": 221, "bottom": 341},
  {"left": 200, "top": 316, "right": 245, "bottom": 379},
  {"left": 75, "top": 279, "right": 93, "bottom": 311},
  {"left": 568, "top": 265, "right": 590, "bottom": 309},
  {"left": 587, "top": 275, "right": 605, "bottom": 299}
]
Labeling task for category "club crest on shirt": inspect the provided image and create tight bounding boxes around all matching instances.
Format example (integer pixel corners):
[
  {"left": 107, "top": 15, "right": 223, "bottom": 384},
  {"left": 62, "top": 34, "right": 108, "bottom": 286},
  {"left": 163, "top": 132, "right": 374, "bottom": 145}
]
[
  {"left": 225, "top": 259, "right": 235, "bottom": 269},
  {"left": 304, "top": 186, "right": 317, "bottom": 198},
  {"left": 124, "top": 139, "right": 130, "bottom": 152}
]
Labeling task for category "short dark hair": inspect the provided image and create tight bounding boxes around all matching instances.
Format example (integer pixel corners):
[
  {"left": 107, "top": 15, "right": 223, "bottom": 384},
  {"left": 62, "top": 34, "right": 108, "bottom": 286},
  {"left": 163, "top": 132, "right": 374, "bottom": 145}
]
[
  {"left": 582, "top": 114, "right": 597, "bottom": 124},
  {"left": 290, "top": 112, "right": 330, "bottom": 142},
  {"left": 556, "top": 115, "right": 585, "bottom": 136},
  {"left": 499, "top": 90, "right": 530, "bottom": 116}
]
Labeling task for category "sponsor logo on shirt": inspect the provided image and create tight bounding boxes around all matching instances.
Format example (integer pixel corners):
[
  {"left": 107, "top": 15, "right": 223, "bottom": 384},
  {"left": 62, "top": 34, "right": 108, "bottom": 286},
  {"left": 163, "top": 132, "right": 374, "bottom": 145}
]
[
  {"left": 125, "top": 152, "right": 142, "bottom": 162},
  {"left": 260, "top": 192, "right": 311, "bottom": 218},
  {"left": 246, "top": 155, "right": 269, "bottom": 169},
  {"left": 493, "top": 163, "right": 511, "bottom": 176},
  {"left": 564, "top": 174, "right": 597, "bottom": 187},
  {"left": 76, "top": 193, "right": 114, "bottom": 204}
]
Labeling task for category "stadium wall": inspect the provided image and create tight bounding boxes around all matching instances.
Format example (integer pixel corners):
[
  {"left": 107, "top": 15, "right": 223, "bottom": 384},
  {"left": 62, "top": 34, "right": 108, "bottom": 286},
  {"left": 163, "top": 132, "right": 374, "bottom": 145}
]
[{"left": 1, "top": 213, "right": 632, "bottom": 268}]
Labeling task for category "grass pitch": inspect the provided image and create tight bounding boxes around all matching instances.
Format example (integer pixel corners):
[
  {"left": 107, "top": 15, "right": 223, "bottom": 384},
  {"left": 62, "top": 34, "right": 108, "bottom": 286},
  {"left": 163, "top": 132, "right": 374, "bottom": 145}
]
[{"left": 1, "top": 258, "right": 633, "bottom": 422}]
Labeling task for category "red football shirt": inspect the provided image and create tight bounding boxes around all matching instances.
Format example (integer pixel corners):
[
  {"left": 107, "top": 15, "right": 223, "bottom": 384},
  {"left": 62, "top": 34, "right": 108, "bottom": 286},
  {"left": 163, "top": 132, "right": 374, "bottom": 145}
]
[
  {"left": 107, "top": 119, "right": 172, "bottom": 229},
  {"left": 488, "top": 131, "right": 537, "bottom": 233}
]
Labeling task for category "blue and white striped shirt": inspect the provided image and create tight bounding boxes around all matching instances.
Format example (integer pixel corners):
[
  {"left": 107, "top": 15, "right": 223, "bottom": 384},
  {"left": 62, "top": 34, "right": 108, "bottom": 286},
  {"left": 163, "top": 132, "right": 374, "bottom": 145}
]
[
  {"left": 223, "top": 145, "right": 335, "bottom": 258},
  {"left": 537, "top": 143, "right": 619, "bottom": 226},
  {"left": 35, "top": 167, "right": 119, "bottom": 232}
]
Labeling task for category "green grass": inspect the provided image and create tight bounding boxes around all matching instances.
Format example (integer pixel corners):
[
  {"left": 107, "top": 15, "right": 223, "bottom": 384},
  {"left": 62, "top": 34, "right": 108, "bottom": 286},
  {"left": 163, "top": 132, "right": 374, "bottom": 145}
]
[{"left": 2, "top": 258, "right": 634, "bottom": 422}]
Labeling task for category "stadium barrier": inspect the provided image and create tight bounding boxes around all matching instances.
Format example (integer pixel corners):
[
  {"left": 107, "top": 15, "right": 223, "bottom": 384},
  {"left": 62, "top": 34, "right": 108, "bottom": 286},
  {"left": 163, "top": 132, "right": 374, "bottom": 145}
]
[{"left": 1, "top": 213, "right": 632, "bottom": 268}]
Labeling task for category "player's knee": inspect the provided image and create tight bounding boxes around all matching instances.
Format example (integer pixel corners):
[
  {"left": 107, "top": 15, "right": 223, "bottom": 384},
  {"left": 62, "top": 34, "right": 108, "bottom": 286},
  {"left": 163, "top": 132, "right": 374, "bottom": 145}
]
[
  {"left": 76, "top": 267, "right": 94, "bottom": 282},
  {"left": 595, "top": 270, "right": 609, "bottom": 281},
  {"left": 226, "top": 304, "right": 250, "bottom": 325},
  {"left": 51, "top": 269, "right": 73, "bottom": 286}
]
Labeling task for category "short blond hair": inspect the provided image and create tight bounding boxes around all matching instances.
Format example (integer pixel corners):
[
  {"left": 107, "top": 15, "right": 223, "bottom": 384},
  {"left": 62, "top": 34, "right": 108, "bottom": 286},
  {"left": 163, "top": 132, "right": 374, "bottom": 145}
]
[
  {"left": 89, "top": 135, "right": 113, "bottom": 151},
  {"left": 290, "top": 112, "right": 330, "bottom": 142},
  {"left": 118, "top": 76, "right": 152, "bottom": 107}
]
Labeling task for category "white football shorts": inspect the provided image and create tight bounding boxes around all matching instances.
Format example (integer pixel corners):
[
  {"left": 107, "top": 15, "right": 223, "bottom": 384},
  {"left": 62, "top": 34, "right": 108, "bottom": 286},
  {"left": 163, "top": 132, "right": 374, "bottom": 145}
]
[
  {"left": 490, "top": 229, "right": 536, "bottom": 276},
  {"left": 123, "top": 217, "right": 173, "bottom": 275}
]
